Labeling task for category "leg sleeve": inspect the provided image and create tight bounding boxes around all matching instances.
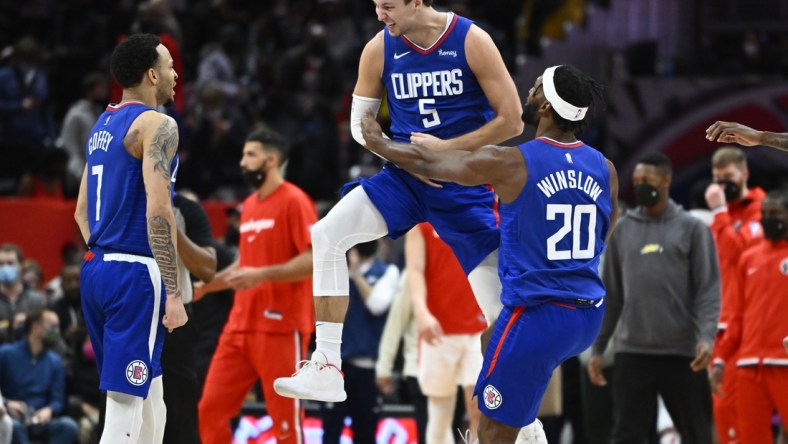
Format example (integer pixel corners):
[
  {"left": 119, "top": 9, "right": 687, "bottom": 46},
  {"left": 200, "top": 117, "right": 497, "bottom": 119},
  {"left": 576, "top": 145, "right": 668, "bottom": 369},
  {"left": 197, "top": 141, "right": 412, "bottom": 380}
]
[{"left": 312, "top": 186, "right": 389, "bottom": 296}]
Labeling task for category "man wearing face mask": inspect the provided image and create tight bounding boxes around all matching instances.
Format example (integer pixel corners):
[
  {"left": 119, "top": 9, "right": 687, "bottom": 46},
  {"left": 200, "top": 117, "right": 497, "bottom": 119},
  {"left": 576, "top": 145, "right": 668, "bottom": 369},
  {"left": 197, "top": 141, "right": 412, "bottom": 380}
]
[
  {"left": 0, "top": 308, "right": 79, "bottom": 443},
  {"left": 587, "top": 152, "right": 721, "bottom": 444},
  {"left": 193, "top": 129, "right": 316, "bottom": 444},
  {"left": 703, "top": 146, "right": 765, "bottom": 443},
  {"left": 709, "top": 188, "right": 788, "bottom": 443},
  {"left": 0, "top": 244, "right": 45, "bottom": 344}
]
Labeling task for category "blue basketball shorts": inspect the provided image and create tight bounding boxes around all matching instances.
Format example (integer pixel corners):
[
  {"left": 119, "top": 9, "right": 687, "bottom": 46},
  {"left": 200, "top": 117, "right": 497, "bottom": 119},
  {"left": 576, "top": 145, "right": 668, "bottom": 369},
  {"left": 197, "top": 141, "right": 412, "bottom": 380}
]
[
  {"left": 347, "top": 162, "right": 500, "bottom": 274},
  {"left": 475, "top": 301, "right": 604, "bottom": 427},
  {"left": 81, "top": 249, "right": 166, "bottom": 398}
]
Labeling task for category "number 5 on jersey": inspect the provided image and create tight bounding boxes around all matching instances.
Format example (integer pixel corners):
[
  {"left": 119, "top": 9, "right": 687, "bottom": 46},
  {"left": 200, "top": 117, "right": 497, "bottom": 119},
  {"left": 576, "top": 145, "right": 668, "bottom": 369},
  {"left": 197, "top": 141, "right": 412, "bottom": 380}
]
[
  {"left": 419, "top": 98, "right": 441, "bottom": 128},
  {"left": 546, "top": 204, "right": 596, "bottom": 260}
]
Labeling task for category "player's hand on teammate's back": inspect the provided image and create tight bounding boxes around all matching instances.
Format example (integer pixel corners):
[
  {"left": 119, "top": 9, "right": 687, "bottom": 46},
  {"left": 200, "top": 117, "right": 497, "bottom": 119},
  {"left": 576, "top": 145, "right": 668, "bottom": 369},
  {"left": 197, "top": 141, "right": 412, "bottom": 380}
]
[
  {"left": 706, "top": 121, "right": 761, "bottom": 146},
  {"left": 227, "top": 267, "right": 266, "bottom": 291},
  {"left": 410, "top": 132, "right": 446, "bottom": 151},
  {"left": 690, "top": 341, "right": 712, "bottom": 371},
  {"left": 586, "top": 355, "right": 607, "bottom": 386},
  {"left": 163, "top": 293, "right": 188, "bottom": 332}
]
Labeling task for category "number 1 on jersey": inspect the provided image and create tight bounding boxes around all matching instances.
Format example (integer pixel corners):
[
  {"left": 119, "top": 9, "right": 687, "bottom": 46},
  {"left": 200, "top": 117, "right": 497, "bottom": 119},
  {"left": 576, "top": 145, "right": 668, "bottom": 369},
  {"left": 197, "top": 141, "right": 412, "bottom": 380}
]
[
  {"left": 419, "top": 98, "right": 441, "bottom": 128},
  {"left": 91, "top": 164, "right": 103, "bottom": 221},
  {"left": 546, "top": 204, "right": 596, "bottom": 260}
]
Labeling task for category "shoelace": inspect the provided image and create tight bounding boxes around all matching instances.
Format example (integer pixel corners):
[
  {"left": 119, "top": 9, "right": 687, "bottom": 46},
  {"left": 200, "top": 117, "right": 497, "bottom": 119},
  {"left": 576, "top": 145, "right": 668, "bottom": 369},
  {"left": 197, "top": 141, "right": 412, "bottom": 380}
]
[
  {"left": 291, "top": 360, "right": 320, "bottom": 376},
  {"left": 457, "top": 428, "right": 477, "bottom": 444},
  {"left": 290, "top": 360, "right": 345, "bottom": 378}
]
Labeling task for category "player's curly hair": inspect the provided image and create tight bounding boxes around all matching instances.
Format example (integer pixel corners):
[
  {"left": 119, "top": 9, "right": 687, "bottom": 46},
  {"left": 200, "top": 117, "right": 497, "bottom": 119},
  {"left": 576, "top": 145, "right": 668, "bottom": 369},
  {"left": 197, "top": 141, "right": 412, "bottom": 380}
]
[
  {"left": 110, "top": 33, "right": 162, "bottom": 88},
  {"left": 246, "top": 128, "right": 290, "bottom": 164},
  {"left": 551, "top": 65, "right": 605, "bottom": 135}
]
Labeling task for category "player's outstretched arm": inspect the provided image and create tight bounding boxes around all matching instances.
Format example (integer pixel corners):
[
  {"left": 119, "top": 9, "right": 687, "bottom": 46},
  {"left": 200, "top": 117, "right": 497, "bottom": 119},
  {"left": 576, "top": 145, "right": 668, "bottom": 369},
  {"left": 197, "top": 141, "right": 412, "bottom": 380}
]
[
  {"left": 706, "top": 121, "right": 788, "bottom": 152},
  {"left": 140, "top": 112, "right": 186, "bottom": 331}
]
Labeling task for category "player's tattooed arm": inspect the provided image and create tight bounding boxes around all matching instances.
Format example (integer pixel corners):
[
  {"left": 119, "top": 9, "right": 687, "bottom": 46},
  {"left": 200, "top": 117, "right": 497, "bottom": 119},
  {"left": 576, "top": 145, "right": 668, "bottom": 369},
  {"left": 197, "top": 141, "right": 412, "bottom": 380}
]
[
  {"left": 148, "top": 118, "right": 179, "bottom": 185},
  {"left": 147, "top": 215, "right": 179, "bottom": 296},
  {"left": 141, "top": 114, "right": 180, "bottom": 298}
]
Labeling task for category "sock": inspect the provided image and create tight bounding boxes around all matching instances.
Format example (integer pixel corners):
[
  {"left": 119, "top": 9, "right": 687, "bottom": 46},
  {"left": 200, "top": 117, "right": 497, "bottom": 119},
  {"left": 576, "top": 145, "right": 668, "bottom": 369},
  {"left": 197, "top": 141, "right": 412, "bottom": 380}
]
[{"left": 314, "top": 321, "right": 343, "bottom": 367}]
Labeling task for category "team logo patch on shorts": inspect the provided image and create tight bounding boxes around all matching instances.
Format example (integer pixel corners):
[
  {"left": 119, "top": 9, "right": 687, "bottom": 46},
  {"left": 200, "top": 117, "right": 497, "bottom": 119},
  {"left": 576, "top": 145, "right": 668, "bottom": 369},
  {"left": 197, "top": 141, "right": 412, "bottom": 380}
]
[
  {"left": 126, "top": 360, "right": 148, "bottom": 386},
  {"left": 483, "top": 385, "right": 502, "bottom": 410}
]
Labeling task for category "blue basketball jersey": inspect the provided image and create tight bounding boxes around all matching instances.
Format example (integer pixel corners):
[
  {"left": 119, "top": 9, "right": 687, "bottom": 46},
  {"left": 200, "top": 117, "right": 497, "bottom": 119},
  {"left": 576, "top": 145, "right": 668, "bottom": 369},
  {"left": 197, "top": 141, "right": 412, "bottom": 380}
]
[
  {"left": 85, "top": 102, "right": 177, "bottom": 256},
  {"left": 499, "top": 137, "right": 612, "bottom": 306},
  {"left": 382, "top": 13, "right": 494, "bottom": 142}
]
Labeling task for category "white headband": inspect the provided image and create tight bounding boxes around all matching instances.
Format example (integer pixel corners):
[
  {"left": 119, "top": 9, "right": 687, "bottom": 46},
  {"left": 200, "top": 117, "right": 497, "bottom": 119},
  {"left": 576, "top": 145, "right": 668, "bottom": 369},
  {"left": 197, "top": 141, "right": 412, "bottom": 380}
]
[{"left": 542, "top": 65, "right": 588, "bottom": 122}]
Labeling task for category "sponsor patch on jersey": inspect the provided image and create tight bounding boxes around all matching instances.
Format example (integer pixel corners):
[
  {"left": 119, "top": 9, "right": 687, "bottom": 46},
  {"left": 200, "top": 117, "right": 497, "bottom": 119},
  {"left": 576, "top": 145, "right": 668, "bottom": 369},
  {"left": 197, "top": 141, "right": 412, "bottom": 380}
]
[
  {"left": 483, "top": 385, "right": 502, "bottom": 410},
  {"left": 126, "top": 360, "right": 148, "bottom": 386}
]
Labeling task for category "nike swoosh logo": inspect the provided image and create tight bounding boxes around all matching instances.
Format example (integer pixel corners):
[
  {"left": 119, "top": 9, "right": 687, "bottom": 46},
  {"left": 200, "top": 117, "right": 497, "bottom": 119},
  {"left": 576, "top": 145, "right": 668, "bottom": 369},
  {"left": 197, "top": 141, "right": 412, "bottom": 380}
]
[{"left": 394, "top": 51, "right": 411, "bottom": 60}]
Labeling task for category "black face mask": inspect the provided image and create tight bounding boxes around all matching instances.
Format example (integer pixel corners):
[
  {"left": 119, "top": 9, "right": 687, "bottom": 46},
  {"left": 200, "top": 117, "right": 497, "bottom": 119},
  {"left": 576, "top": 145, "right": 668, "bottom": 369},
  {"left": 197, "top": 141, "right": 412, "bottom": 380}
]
[
  {"left": 634, "top": 183, "right": 660, "bottom": 207},
  {"left": 762, "top": 216, "right": 786, "bottom": 241},
  {"left": 521, "top": 102, "right": 539, "bottom": 126},
  {"left": 716, "top": 179, "right": 741, "bottom": 202},
  {"left": 242, "top": 168, "right": 266, "bottom": 189}
]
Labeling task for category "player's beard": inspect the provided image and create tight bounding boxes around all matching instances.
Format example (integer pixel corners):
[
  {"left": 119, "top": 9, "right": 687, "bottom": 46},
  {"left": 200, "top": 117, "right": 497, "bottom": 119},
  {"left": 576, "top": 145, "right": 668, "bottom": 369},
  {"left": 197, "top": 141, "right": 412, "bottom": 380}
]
[{"left": 522, "top": 102, "right": 539, "bottom": 126}]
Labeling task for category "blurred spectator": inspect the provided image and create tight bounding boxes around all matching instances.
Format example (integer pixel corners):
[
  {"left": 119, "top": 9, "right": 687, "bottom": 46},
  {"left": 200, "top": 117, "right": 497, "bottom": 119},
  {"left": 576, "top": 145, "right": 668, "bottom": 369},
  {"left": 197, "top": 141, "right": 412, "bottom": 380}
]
[
  {"left": 0, "top": 35, "right": 55, "bottom": 193},
  {"left": 0, "top": 243, "right": 45, "bottom": 343},
  {"left": 0, "top": 308, "right": 79, "bottom": 444},
  {"left": 405, "top": 224, "right": 485, "bottom": 443},
  {"left": 710, "top": 189, "right": 788, "bottom": 444},
  {"left": 705, "top": 146, "right": 766, "bottom": 444},
  {"left": 20, "top": 259, "right": 43, "bottom": 293},
  {"left": 0, "top": 387, "right": 11, "bottom": 444},
  {"left": 48, "top": 262, "right": 99, "bottom": 444},
  {"left": 130, "top": 0, "right": 183, "bottom": 45},
  {"left": 197, "top": 24, "right": 245, "bottom": 101},
  {"left": 587, "top": 153, "right": 720, "bottom": 443},
  {"left": 179, "top": 84, "right": 248, "bottom": 199},
  {"left": 17, "top": 148, "right": 69, "bottom": 200},
  {"left": 161, "top": 190, "right": 217, "bottom": 444},
  {"left": 321, "top": 240, "right": 397, "bottom": 444},
  {"left": 58, "top": 72, "right": 108, "bottom": 189},
  {"left": 375, "top": 271, "right": 427, "bottom": 444}
]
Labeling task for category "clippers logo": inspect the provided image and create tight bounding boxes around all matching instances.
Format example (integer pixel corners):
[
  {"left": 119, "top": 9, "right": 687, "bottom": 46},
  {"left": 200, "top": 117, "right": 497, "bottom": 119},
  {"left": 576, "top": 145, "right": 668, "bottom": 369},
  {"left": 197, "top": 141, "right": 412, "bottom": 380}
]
[
  {"left": 483, "top": 385, "right": 502, "bottom": 410},
  {"left": 126, "top": 360, "right": 148, "bottom": 386}
]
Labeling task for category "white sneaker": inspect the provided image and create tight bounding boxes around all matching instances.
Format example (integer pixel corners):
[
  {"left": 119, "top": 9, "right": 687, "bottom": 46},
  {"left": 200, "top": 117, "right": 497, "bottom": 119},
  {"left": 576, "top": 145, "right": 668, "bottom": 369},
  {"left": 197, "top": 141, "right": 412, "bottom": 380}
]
[
  {"left": 515, "top": 419, "right": 547, "bottom": 444},
  {"left": 273, "top": 359, "right": 347, "bottom": 402}
]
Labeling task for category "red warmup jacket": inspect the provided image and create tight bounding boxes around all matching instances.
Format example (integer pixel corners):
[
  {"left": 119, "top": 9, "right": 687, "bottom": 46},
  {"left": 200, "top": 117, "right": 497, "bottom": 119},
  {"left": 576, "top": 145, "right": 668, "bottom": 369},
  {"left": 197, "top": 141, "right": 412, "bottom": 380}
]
[
  {"left": 714, "top": 239, "right": 788, "bottom": 366},
  {"left": 711, "top": 188, "right": 765, "bottom": 357}
]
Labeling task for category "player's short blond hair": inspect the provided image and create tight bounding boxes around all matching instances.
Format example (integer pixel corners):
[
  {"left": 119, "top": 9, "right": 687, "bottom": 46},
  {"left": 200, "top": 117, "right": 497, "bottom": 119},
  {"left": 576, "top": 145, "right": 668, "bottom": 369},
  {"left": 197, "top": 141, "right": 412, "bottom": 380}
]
[{"left": 712, "top": 146, "right": 748, "bottom": 170}]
